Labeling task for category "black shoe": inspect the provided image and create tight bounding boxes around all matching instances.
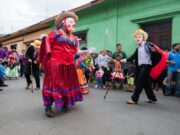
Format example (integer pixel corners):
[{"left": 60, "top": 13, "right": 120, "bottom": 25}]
[
  {"left": 0, "top": 84, "right": 8, "bottom": 87},
  {"left": 45, "top": 107, "right": 55, "bottom": 117},
  {"left": 147, "top": 99, "right": 157, "bottom": 103},
  {"left": 0, "top": 89, "right": 3, "bottom": 91},
  {"left": 62, "top": 105, "right": 68, "bottom": 112},
  {"left": 112, "top": 86, "right": 116, "bottom": 89},
  {"left": 119, "top": 86, "right": 123, "bottom": 90}
]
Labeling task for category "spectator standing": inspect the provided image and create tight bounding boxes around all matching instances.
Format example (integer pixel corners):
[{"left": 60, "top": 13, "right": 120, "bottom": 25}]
[
  {"left": 97, "top": 49, "right": 111, "bottom": 87},
  {"left": 112, "top": 43, "right": 127, "bottom": 59},
  {"left": 165, "top": 43, "right": 180, "bottom": 96}
]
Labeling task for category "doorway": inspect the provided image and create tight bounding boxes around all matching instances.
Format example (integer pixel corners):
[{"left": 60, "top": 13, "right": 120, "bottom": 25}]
[{"left": 141, "top": 19, "right": 172, "bottom": 51}]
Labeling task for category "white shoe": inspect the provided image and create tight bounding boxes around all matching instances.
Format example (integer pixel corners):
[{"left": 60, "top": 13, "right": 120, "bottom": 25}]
[
  {"left": 103, "top": 85, "right": 106, "bottom": 88},
  {"left": 94, "top": 85, "right": 98, "bottom": 88}
]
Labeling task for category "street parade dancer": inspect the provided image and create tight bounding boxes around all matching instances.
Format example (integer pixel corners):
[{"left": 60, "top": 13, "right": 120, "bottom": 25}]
[
  {"left": 121, "top": 28, "right": 168, "bottom": 104},
  {"left": 76, "top": 48, "right": 95, "bottom": 94},
  {"left": 38, "top": 11, "right": 95, "bottom": 117},
  {"left": 75, "top": 53, "right": 90, "bottom": 94}
]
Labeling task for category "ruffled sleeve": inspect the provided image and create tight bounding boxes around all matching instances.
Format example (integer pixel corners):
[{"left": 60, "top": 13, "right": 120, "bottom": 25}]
[
  {"left": 48, "top": 31, "right": 55, "bottom": 45},
  {"left": 37, "top": 31, "right": 55, "bottom": 67}
]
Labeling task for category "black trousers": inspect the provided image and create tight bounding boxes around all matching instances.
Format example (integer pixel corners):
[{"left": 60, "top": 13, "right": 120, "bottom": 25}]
[
  {"left": 20, "top": 63, "right": 25, "bottom": 77},
  {"left": 102, "top": 67, "right": 107, "bottom": 85},
  {"left": 25, "top": 73, "right": 32, "bottom": 85},
  {"left": 0, "top": 77, "right": 4, "bottom": 85},
  {"left": 131, "top": 65, "right": 156, "bottom": 102},
  {"left": 25, "top": 62, "right": 40, "bottom": 88}
]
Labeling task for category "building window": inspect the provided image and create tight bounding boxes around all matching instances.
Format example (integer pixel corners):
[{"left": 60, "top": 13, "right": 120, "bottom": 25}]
[
  {"left": 74, "top": 31, "right": 87, "bottom": 48},
  {"left": 10, "top": 44, "right": 17, "bottom": 50}
]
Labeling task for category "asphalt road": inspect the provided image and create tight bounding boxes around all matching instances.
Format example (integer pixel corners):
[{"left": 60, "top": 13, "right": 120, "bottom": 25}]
[{"left": 0, "top": 77, "right": 180, "bottom": 135}]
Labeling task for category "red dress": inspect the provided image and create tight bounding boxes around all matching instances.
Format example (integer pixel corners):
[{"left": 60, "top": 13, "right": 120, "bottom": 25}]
[{"left": 39, "top": 30, "right": 83, "bottom": 109}]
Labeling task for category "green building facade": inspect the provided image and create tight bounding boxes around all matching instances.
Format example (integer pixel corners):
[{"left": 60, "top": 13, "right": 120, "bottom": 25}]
[{"left": 50, "top": 0, "right": 180, "bottom": 56}]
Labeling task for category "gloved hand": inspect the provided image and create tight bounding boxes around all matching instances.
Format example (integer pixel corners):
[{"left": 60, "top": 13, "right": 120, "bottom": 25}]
[
  {"left": 40, "top": 34, "right": 47, "bottom": 40},
  {"left": 120, "top": 59, "right": 127, "bottom": 63},
  {"left": 87, "top": 47, "right": 96, "bottom": 54}
]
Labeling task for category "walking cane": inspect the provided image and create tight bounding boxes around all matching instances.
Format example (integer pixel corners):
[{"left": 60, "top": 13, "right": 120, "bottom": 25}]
[
  {"left": 30, "top": 62, "right": 34, "bottom": 93},
  {"left": 103, "top": 74, "right": 112, "bottom": 99},
  {"left": 103, "top": 72, "right": 117, "bottom": 99},
  {"left": 103, "top": 85, "right": 110, "bottom": 99}
]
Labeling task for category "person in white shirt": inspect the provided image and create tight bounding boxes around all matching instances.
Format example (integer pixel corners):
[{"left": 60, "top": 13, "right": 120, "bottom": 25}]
[
  {"left": 97, "top": 49, "right": 111, "bottom": 86},
  {"left": 121, "top": 29, "right": 157, "bottom": 104}
]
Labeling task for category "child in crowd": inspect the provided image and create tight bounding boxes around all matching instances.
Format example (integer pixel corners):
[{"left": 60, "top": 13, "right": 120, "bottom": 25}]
[
  {"left": 126, "top": 62, "right": 135, "bottom": 92},
  {"left": 94, "top": 66, "right": 104, "bottom": 89},
  {"left": 111, "top": 54, "right": 124, "bottom": 89}
]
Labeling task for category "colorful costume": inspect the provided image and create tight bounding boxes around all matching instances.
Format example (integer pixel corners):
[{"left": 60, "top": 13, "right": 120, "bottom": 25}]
[
  {"left": 0, "top": 48, "right": 7, "bottom": 77},
  {"left": 6, "top": 52, "right": 19, "bottom": 78},
  {"left": 39, "top": 30, "right": 83, "bottom": 110},
  {"left": 75, "top": 54, "right": 89, "bottom": 94},
  {"left": 111, "top": 59, "right": 124, "bottom": 80},
  {"left": 38, "top": 11, "right": 96, "bottom": 117},
  {"left": 0, "top": 48, "right": 7, "bottom": 59},
  {"left": 0, "top": 63, "right": 6, "bottom": 77}
]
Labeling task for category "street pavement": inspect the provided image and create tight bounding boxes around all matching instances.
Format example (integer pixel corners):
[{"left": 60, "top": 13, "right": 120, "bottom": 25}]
[{"left": 0, "top": 77, "right": 180, "bottom": 135}]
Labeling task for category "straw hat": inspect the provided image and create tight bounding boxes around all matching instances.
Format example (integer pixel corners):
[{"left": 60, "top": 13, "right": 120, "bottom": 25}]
[
  {"left": 31, "top": 40, "right": 41, "bottom": 47},
  {"left": 55, "top": 11, "right": 78, "bottom": 26},
  {"left": 132, "top": 28, "right": 148, "bottom": 41}
]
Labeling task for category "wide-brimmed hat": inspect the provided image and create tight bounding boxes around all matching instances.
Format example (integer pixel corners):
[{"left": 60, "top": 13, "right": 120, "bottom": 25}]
[
  {"left": 132, "top": 28, "right": 148, "bottom": 41},
  {"left": 55, "top": 11, "right": 78, "bottom": 26},
  {"left": 31, "top": 40, "right": 41, "bottom": 47}
]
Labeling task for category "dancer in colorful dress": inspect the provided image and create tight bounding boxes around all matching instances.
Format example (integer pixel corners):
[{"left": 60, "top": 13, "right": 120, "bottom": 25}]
[
  {"left": 38, "top": 11, "right": 85, "bottom": 117},
  {"left": 75, "top": 53, "right": 90, "bottom": 94}
]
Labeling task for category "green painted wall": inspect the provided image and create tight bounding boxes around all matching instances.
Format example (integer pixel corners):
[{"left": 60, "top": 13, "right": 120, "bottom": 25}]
[
  {"left": 76, "top": 0, "right": 118, "bottom": 53},
  {"left": 116, "top": 0, "right": 180, "bottom": 54},
  {"left": 51, "top": 0, "right": 180, "bottom": 56},
  {"left": 172, "top": 14, "right": 180, "bottom": 43},
  {"left": 48, "top": 21, "right": 55, "bottom": 30}
]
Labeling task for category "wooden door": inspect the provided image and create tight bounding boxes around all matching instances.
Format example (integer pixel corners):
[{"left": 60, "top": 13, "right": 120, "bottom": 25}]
[{"left": 141, "top": 20, "right": 172, "bottom": 50}]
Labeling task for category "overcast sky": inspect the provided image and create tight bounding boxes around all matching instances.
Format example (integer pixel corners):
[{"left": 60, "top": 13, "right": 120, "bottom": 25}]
[{"left": 0, "top": 0, "right": 92, "bottom": 34}]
